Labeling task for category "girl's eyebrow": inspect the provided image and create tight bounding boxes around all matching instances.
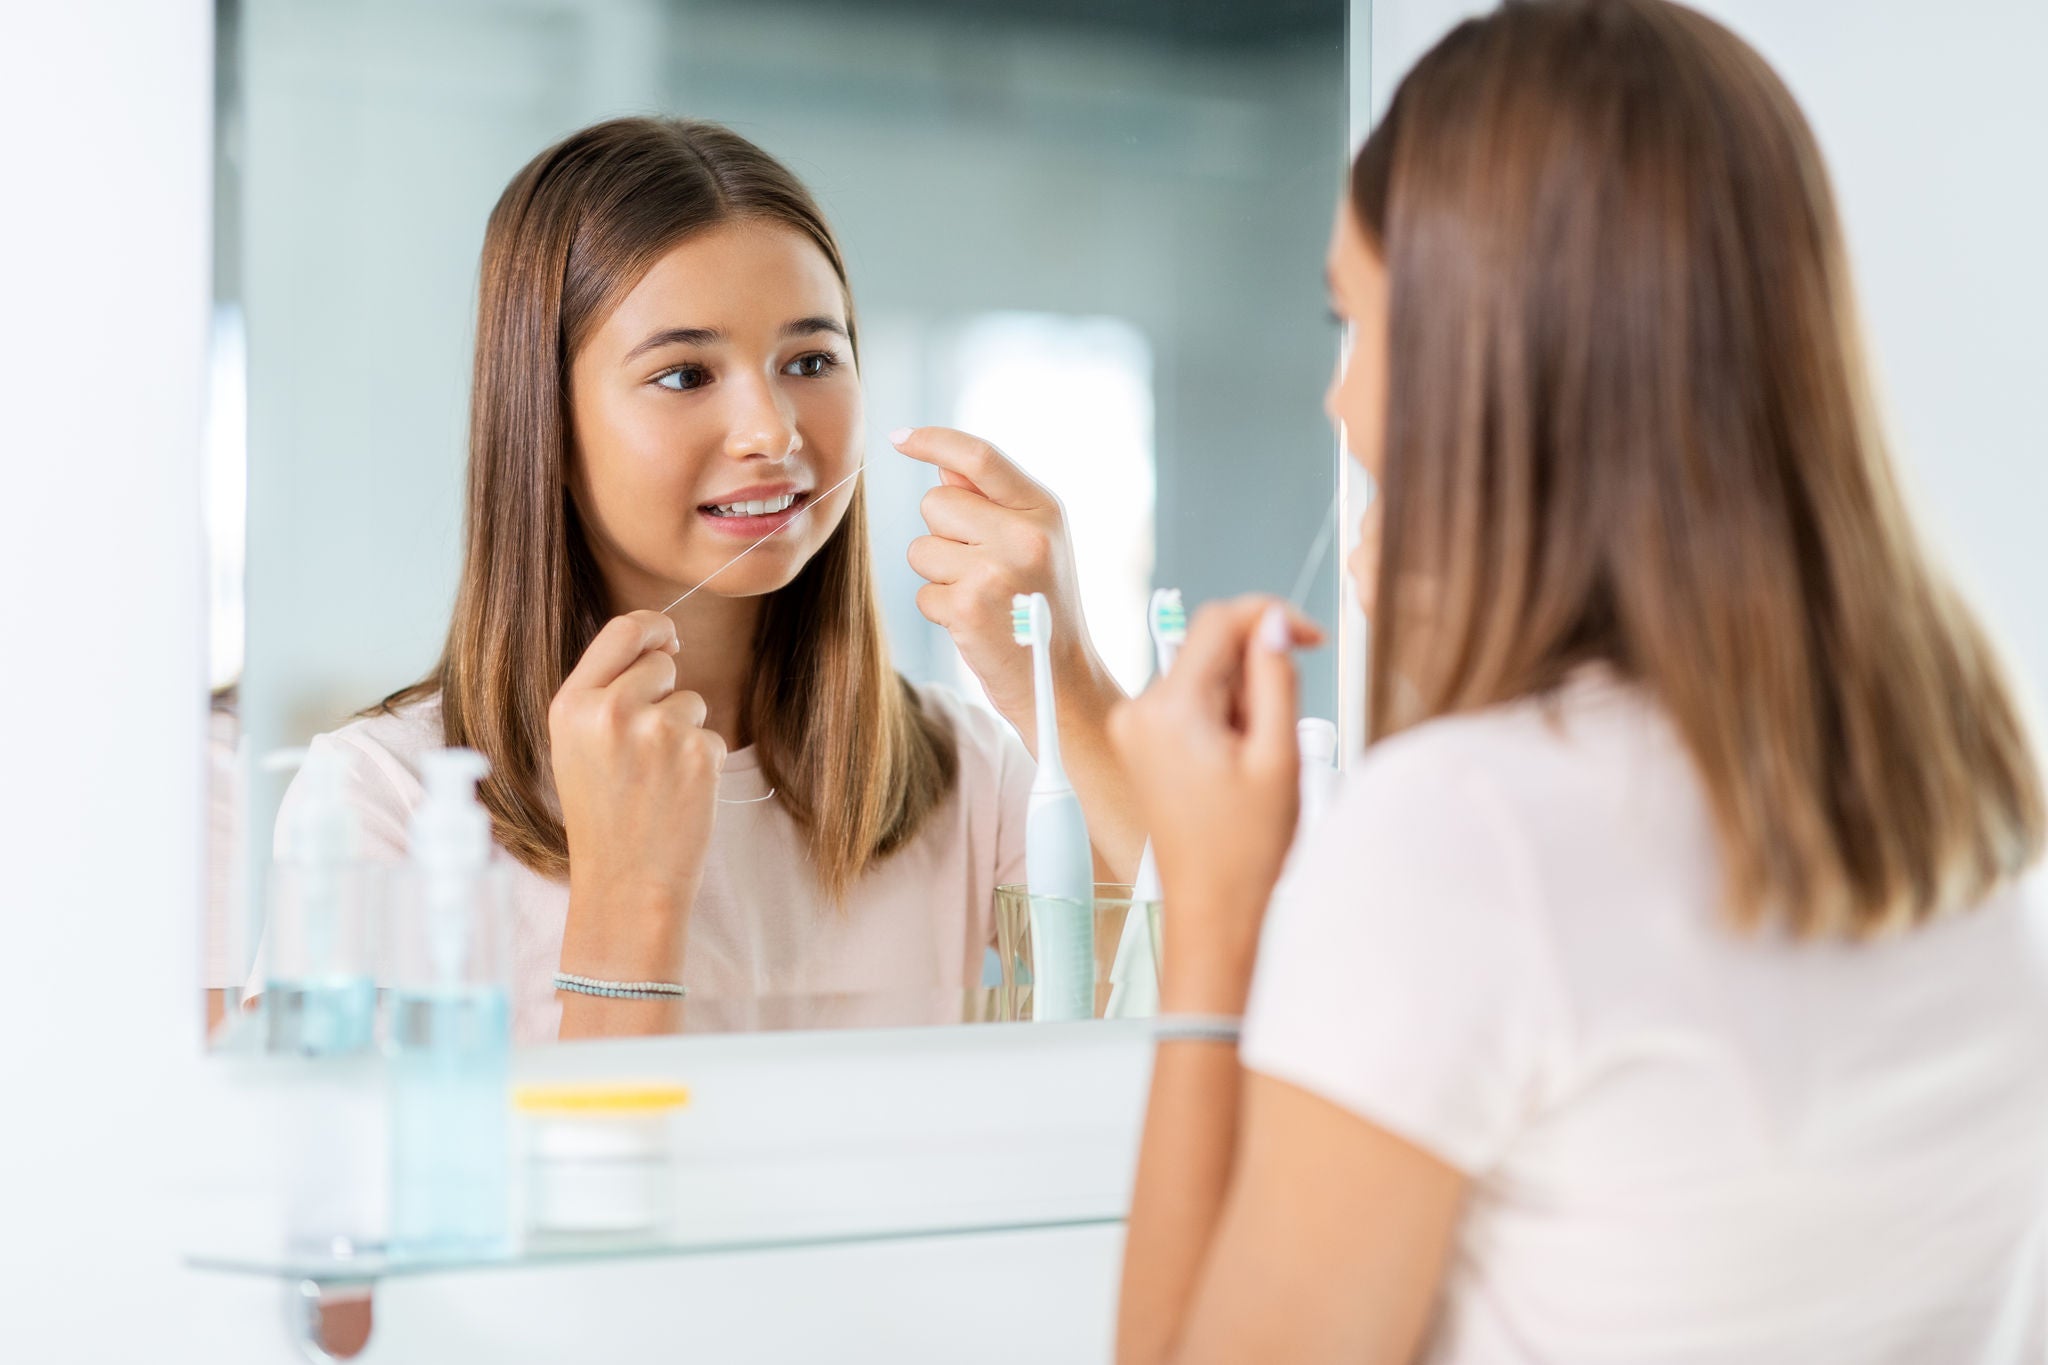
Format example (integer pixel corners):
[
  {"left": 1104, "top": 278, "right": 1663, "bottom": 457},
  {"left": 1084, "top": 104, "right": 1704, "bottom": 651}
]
[
  {"left": 623, "top": 325, "right": 720, "bottom": 362},
  {"left": 782, "top": 316, "right": 849, "bottom": 341},
  {"left": 622, "top": 316, "right": 847, "bottom": 363}
]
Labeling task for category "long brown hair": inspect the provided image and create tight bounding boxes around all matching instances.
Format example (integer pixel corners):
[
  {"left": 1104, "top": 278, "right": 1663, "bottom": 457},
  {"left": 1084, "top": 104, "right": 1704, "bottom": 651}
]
[
  {"left": 1355, "top": 0, "right": 2042, "bottom": 935},
  {"left": 387, "top": 117, "right": 956, "bottom": 897}
]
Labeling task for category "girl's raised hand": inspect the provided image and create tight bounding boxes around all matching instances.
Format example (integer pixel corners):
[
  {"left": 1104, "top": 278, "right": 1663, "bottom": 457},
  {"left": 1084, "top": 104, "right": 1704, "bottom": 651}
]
[{"left": 894, "top": 426, "right": 1115, "bottom": 750}]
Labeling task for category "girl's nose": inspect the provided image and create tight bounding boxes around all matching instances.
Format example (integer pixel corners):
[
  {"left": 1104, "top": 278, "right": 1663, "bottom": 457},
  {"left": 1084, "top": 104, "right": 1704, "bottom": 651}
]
[{"left": 722, "top": 374, "right": 800, "bottom": 461}]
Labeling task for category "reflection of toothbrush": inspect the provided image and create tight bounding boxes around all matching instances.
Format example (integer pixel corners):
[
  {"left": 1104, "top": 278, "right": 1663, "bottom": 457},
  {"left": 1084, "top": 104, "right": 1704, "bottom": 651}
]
[
  {"left": 1014, "top": 592, "right": 1096, "bottom": 1021},
  {"left": 1147, "top": 588, "right": 1185, "bottom": 678},
  {"left": 1109, "top": 591, "right": 1187, "bottom": 1018}
]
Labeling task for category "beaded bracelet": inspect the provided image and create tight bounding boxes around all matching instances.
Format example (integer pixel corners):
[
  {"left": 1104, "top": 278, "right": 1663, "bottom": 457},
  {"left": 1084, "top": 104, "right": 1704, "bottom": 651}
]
[
  {"left": 553, "top": 972, "right": 689, "bottom": 1000},
  {"left": 1152, "top": 1013, "right": 1242, "bottom": 1045}
]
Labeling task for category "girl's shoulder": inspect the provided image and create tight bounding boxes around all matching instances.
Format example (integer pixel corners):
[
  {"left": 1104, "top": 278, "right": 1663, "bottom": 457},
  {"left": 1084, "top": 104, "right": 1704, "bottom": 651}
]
[
  {"left": 904, "top": 680, "right": 1033, "bottom": 793},
  {"left": 321, "top": 692, "right": 447, "bottom": 788},
  {"left": 281, "top": 695, "right": 448, "bottom": 859}
]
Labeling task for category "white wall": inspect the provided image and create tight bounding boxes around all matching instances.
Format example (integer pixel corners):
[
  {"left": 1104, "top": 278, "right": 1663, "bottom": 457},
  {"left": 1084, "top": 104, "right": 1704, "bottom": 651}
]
[
  {"left": 0, "top": 2, "right": 286, "bottom": 1360},
  {"left": 1368, "top": 0, "right": 2048, "bottom": 709}
]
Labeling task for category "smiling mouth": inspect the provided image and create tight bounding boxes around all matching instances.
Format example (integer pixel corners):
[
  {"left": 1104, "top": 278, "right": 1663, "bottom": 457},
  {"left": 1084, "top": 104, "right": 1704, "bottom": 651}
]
[{"left": 701, "top": 491, "right": 808, "bottom": 519}]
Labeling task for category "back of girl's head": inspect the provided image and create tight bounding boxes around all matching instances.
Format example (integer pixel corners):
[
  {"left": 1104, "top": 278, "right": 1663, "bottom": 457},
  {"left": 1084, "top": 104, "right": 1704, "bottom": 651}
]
[{"left": 1354, "top": 0, "right": 2042, "bottom": 934}]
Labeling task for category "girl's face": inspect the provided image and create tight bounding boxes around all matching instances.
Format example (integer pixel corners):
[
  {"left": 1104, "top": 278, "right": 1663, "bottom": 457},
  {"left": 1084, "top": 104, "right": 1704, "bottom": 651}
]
[
  {"left": 1324, "top": 200, "right": 1390, "bottom": 605},
  {"left": 567, "top": 219, "right": 862, "bottom": 610}
]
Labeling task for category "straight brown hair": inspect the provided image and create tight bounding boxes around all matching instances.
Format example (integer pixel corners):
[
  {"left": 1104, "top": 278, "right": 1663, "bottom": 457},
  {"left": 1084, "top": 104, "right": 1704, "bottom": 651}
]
[
  {"left": 1355, "top": 0, "right": 2042, "bottom": 935},
  {"left": 386, "top": 117, "right": 956, "bottom": 898}
]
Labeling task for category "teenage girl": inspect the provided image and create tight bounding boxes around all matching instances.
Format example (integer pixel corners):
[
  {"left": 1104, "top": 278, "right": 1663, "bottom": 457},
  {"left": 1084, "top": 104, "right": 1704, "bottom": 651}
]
[{"left": 1111, "top": 3, "right": 2048, "bottom": 1360}]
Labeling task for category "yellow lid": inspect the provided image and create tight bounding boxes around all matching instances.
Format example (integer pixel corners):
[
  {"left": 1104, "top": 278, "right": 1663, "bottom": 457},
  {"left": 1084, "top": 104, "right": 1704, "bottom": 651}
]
[{"left": 512, "top": 1082, "right": 691, "bottom": 1116}]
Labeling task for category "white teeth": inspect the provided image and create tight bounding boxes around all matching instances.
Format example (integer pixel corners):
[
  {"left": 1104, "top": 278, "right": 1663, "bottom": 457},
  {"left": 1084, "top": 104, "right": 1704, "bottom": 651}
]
[{"left": 707, "top": 493, "right": 798, "bottom": 517}]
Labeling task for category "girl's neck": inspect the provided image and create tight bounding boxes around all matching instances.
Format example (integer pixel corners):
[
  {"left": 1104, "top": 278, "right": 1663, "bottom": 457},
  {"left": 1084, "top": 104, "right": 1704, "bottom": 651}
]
[{"left": 647, "top": 591, "right": 762, "bottom": 751}]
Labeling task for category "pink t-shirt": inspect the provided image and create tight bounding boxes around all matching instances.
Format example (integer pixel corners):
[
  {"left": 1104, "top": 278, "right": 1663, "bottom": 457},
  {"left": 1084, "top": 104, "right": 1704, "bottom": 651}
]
[
  {"left": 280, "top": 684, "right": 1033, "bottom": 1042},
  {"left": 1244, "top": 671, "right": 2048, "bottom": 1363}
]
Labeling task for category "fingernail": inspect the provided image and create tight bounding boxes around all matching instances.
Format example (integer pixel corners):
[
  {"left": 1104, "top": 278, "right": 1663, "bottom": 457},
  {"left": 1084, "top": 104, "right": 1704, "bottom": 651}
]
[
  {"left": 1258, "top": 604, "right": 1292, "bottom": 654},
  {"left": 888, "top": 426, "right": 914, "bottom": 446}
]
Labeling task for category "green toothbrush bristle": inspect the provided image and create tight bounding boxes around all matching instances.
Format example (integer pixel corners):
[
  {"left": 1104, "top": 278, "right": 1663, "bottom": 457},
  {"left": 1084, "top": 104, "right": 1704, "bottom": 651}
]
[
  {"left": 1153, "top": 596, "right": 1187, "bottom": 640},
  {"left": 1012, "top": 604, "right": 1033, "bottom": 645}
]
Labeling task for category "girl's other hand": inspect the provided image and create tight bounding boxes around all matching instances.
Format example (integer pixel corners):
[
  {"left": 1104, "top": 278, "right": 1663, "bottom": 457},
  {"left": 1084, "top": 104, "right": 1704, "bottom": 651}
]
[{"left": 895, "top": 426, "right": 1118, "bottom": 749}]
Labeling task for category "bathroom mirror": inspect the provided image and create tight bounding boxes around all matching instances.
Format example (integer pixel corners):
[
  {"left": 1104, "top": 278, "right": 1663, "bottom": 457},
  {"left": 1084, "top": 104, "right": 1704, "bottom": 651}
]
[{"left": 206, "top": 0, "right": 1352, "bottom": 1043}]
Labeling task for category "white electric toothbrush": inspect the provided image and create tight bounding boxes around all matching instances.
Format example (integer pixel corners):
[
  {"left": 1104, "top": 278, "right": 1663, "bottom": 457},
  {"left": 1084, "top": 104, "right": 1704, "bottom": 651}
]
[
  {"left": 1014, "top": 592, "right": 1097, "bottom": 1021},
  {"left": 1108, "top": 590, "right": 1187, "bottom": 1019}
]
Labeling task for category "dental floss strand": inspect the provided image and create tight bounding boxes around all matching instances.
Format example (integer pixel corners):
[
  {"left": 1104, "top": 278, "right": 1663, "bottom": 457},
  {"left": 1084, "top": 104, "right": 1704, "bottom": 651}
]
[
  {"left": 661, "top": 463, "right": 866, "bottom": 805},
  {"left": 1288, "top": 486, "right": 1342, "bottom": 610}
]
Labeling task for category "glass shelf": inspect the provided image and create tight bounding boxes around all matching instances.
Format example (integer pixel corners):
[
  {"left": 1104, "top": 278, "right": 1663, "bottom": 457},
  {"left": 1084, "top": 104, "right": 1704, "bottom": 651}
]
[
  {"left": 189, "top": 997, "right": 1152, "bottom": 1290},
  {"left": 188, "top": 1211, "right": 1125, "bottom": 1285}
]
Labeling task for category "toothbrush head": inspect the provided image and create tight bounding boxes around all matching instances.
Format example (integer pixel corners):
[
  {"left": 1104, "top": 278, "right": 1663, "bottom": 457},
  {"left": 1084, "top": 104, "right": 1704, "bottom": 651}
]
[
  {"left": 1012, "top": 592, "right": 1051, "bottom": 647},
  {"left": 1149, "top": 588, "right": 1187, "bottom": 647}
]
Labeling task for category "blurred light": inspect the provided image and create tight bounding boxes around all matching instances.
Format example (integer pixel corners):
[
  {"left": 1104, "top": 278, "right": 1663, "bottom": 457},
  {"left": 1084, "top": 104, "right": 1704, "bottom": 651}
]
[{"left": 948, "top": 312, "right": 1157, "bottom": 697}]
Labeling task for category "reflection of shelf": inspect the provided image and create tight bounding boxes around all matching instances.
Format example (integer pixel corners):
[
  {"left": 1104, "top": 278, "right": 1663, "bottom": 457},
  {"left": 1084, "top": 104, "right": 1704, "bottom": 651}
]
[
  {"left": 188, "top": 1212, "right": 1124, "bottom": 1285},
  {"left": 213, "top": 988, "right": 1154, "bottom": 1050}
]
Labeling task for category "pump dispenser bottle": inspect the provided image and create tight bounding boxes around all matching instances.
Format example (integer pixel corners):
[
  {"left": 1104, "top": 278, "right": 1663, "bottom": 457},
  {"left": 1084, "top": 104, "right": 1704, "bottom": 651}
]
[
  {"left": 388, "top": 748, "right": 512, "bottom": 1258},
  {"left": 263, "top": 743, "right": 387, "bottom": 1259},
  {"left": 263, "top": 745, "right": 376, "bottom": 1056}
]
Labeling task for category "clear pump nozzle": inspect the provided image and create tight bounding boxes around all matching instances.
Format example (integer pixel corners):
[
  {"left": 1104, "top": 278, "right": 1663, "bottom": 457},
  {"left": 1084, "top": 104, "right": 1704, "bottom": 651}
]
[
  {"left": 408, "top": 748, "right": 493, "bottom": 986},
  {"left": 264, "top": 745, "right": 358, "bottom": 867},
  {"left": 411, "top": 748, "right": 491, "bottom": 870}
]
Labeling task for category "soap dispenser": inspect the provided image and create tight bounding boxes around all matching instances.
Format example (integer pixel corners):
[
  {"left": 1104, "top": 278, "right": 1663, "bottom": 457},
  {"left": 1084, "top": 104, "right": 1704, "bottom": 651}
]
[
  {"left": 262, "top": 744, "right": 377, "bottom": 1056},
  {"left": 260, "top": 744, "right": 387, "bottom": 1262},
  {"left": 388, "top": 747, "right": 512, "bottom": 1259}
]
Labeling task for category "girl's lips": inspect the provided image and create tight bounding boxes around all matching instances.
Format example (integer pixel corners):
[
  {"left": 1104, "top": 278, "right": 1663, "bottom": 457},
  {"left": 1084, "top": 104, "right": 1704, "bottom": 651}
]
[{"left": 695, "top": 491, "right": 812, "bottom": 538}]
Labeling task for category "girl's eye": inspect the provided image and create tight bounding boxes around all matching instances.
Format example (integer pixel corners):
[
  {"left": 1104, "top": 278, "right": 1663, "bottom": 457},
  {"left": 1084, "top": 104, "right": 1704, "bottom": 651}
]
[
  {"left": 785, "top": 352, "right": 841, "bottom": 379},
  {"left": 655, "top": 365, "right": 709, "bottom": 392}
]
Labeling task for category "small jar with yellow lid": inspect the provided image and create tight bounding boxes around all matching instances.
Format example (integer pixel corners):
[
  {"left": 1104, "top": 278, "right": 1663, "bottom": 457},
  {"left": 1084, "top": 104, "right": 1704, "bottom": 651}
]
[{"left": 512, "top": 1083, "right": 691, "bottom": 1235}]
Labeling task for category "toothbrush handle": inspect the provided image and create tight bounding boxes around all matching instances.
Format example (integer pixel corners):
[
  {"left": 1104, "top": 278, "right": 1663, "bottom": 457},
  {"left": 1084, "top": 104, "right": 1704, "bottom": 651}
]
[{"left": 1032, "top": 623, "right": 1069, "bottom": 788}]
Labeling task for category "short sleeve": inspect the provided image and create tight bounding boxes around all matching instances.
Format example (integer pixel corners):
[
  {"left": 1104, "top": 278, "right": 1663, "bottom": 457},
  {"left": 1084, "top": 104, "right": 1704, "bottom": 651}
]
[
  {"left": 272, "top": 730, "right": 413, "bottom": 862},
  {"left": 1240, "top": 738, "right": 1562, "bottom": 1175}
]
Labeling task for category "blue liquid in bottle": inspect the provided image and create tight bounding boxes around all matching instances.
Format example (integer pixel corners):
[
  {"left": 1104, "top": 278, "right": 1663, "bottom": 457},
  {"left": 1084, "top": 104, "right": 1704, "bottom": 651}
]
[
  {"left": 388, "top": 983, "right": 512, "bottom": 1261},
  {"left": 263, "top": 975, "right": 378, "bottom": 1057}
]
